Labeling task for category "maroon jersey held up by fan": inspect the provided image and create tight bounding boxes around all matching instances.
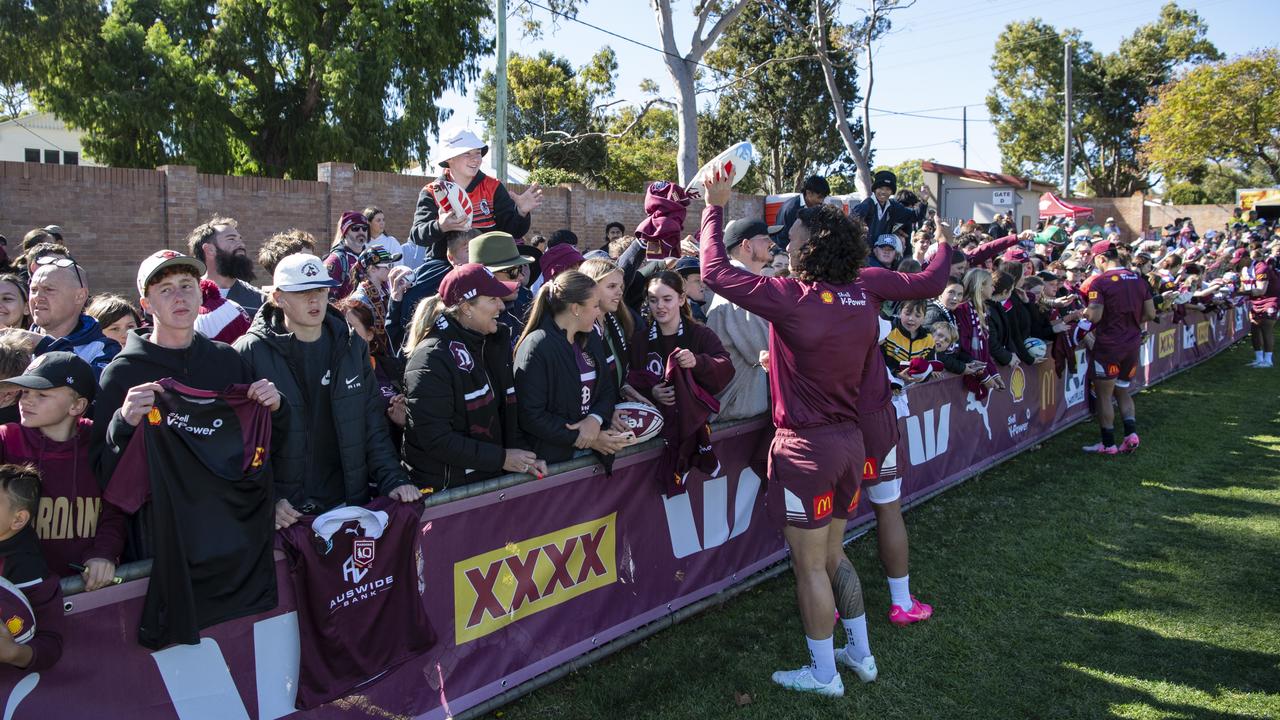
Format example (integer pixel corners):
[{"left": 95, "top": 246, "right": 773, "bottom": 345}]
[{"left": 277, "top": 498, "right": 436, "bottom": 710}]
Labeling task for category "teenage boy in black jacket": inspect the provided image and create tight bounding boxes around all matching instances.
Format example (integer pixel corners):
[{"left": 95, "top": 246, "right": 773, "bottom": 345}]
[{"left": 234, "top": 253, "right": 416, "bottom": 530}]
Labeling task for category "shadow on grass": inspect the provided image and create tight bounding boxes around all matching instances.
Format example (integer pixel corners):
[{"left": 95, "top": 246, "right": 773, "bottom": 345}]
[{"left": 1053, "top": 616, "right": 1280, "bottom": 695}]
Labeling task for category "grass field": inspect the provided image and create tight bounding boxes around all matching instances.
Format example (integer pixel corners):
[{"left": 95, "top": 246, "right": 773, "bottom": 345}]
[{"left": 495, "top": 343, "right": 1280, "bottom": 720}]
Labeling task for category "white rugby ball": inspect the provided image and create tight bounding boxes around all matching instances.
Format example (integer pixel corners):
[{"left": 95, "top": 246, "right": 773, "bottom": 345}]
[
  {"left": 686, "top": 141, "right": 754, "bottom": 193},
  {"left": 614, "top": 401, "right": 665, "bottom": 444},
  {"left": 432, "top": 178, "right": 474, "bottom": 226},
  {"left": 1023, "top": 337, "right": 1048, "bottom": 360},
  {"left": 0, "top": 576, "right": 36, "bottom": 645}
]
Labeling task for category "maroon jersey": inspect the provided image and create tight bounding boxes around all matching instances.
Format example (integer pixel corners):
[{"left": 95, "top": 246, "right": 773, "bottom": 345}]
[
  {"left": 1087, "top": 268, "right": 1150, "bottom": 351},
  {"left": 1246, "top": 260, "right": 1279, "bottom": 314},
  {"left": 700, "top": 205, "right": 950, "bottom": 430},
  {"left": 104, "top": 379, "right": 276, "bottom": 649},
  {"left": 277, "top": 498, "right": 436, "bottom": 710}
]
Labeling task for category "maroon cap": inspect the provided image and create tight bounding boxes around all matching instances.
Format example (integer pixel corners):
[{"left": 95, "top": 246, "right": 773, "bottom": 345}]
[
  {"left": 540, "top": 243, "right": 585, "bottom": 283},
  {"left": 438, "top": 263, "right": 518, "bottom": 306},
  {"left": 1002, "top": 247, "right": 1030, "bottom": 263},
  {"left": 1090, "top": 239, "right": 1114, "bottom": 257},
  {"left": 339, "top": 211, "right": 367, "bottom": 236}
]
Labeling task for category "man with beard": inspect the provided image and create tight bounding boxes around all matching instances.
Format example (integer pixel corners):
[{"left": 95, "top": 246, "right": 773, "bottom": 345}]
[{"left": 188, "top": 217, "right": 266, "bottom": 316}]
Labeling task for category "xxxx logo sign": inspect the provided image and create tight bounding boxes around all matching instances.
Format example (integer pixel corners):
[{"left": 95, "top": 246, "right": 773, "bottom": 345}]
[
  {"left": 454, "top": 513, "right": 616, "bottom": 644},
  {"left": 1158, "top": 329, "right": 1176, "bottom": 359}
]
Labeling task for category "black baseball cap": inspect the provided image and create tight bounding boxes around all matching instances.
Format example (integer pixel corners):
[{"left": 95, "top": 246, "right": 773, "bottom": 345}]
[
  {"left": 1, "top": 351, "right": 96, "bottom": 402},
  {"left": 724, "top": 219, "right": 783, "bottom": 251},
  {"left": 673, "top": 256, "right": 700, "bottom": 277}
]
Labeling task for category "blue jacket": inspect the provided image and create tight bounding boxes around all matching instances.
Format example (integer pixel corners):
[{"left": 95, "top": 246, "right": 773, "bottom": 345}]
[
  {"left": 34, "top": 314, "right": 120, "bottom": 379},
  {"left": 384, "top": 258, "right": 453, "bottom": 354}
]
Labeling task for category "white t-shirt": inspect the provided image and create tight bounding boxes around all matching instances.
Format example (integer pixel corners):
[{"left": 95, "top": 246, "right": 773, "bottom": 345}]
[{"left": 369, "top": 234, "right": 402, "bottom": 264}]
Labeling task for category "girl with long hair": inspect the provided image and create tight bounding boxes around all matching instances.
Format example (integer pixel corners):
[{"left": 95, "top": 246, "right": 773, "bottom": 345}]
[
  {"left": 579, "top": 257, "right": 639, "bottom": 397},
  {"left": 514, "top": 271, "right": 630, "bottom": 463},
  {"left": 955, "top": 268, "right": 1003, "bottom": 396}
]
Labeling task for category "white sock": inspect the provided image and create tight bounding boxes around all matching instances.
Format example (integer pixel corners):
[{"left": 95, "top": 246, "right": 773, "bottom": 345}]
[
  {"left": 1266, "top": 352, "right": 1274, "bottom": 364},
  {"left": 887, "top": 575, "right": 913, "bottom": 610},
  {"left": 1257, "top": 350, "right": 1265, "bottom": 362},
  {"left": 840, "top": 615, "right": 871, "bottom": 662},
  {"left": 806, "top": 635, "right": 837, "bottom": 683}
]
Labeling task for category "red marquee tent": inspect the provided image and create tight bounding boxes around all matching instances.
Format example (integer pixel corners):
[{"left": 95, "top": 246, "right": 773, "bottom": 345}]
[{"left": 1038, "top": 192, "right": 1094, "bottom": 219}]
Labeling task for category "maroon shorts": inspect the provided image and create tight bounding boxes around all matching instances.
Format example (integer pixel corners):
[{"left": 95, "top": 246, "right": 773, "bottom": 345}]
[
  {"left": 1091, "top": 344, "right": 1140, "bottom": 388},
  {"left": 768, "top": 421, "right": 864, "bottom": 530},
  {"left": 833, "top": 405, "right": 900, "bottom": 520}
]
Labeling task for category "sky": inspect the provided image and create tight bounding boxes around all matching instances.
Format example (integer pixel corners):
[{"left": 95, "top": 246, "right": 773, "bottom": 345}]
[{"left": 438, "top": 0, "right": 1279, "bottom": 182}]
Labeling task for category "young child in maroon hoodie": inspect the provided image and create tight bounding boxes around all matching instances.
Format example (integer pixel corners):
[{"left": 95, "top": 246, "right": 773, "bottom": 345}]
[
  {"left": 0, "top": 351, "right": 125, "bottom": 590},
  {"left": 0, "top": 464, "right": 64, "bottom": 670}
]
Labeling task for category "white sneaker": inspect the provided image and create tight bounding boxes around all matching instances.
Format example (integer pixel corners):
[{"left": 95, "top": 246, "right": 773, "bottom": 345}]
[
  {"left": 836, "top": 648, "right": 879, "bottom": 683},
  {"left": 770, "top": 665, "right": 844, "bottom": 697},
  {"left": 1247, "top": 360, "right": 1263, "bottom": 367}
]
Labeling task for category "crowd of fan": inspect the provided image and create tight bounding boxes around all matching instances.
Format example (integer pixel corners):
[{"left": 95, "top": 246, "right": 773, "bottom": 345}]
[{"left": 0, "top": 141, "right": 1274, "bottom": 673}]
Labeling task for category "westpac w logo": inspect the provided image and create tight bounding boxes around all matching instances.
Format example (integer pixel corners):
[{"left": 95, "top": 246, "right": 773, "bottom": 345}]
[
  {"left": 662, "top": 469, "right": 761, "bottom": 559},
  {"left": 906, "top": 403, "right": 951, "bottom": 466}
]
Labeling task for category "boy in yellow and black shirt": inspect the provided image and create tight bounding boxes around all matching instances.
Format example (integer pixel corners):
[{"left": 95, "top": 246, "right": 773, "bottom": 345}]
[{"left": 881, "top": 299, "right": 936, "bottom": 382}]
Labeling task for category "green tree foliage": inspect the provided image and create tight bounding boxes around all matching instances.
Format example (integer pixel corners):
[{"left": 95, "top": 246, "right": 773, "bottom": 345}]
[
  {"left": 605, "top": 105, "right": 680, "bottom": 193},
  {"left": 874, "top": 159, "right": 925, "bottom": 194},
  {"left": 0, "top": 1, "right": 491, "bottom": 177},
  {"left": 986, "top": 2, "right": 1219, "bottom": 196},
  {"left": 701, "top": 0, "right": 863, "bottom": 195},
  {"left": 476, "top": 49, "right": 615, "bottom": 186},
  {"left": 1139, "top": 49, "right": 1280, "bottom": 187}
]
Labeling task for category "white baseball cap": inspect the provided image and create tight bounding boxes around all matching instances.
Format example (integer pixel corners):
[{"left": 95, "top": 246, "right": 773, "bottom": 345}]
[
  {"left": 136, "top": 250, "right": 205, "bottom": 295},
  {"left": 433, "top": 128, "right": 488, "bottom": 168},
  {"left": 273, "top": 253, "right": 338, "bottom": 292}
]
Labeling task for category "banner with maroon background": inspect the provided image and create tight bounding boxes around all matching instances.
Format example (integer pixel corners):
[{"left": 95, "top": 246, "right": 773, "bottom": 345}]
[{"left": 0, "top": 305, "right": 1247, "bottom": 719}]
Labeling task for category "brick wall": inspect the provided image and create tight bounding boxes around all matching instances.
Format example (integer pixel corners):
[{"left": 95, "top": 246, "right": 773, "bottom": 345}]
[
  {"left": 1061, "top": 195, "right": 1146, "bottom": 238},
  {"left": 1, "top": 161, "right": 769, "bottom": 298},
  {"left": 1147, "top": 202, "right": 1235, "bottom": 235}
]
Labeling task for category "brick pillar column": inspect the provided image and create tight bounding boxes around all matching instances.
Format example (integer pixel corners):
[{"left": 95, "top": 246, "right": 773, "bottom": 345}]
[
  {"left": 317, "top": 162, "right": 357, "bottom": 240},
  {"left": 565, "top": 183, "right": 587, "bottom": 242},
  {"left": 159, "top": 165, "right": 197, "bottom": 250}
]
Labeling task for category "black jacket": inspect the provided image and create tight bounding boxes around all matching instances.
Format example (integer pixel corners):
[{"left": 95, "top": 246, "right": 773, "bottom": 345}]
[
  {"left": 402, "top": 316, "right": 521, "bottom": 491},
  {"left": 385, "top": 258, "right": 453, "bottom": 354},
  {"left": 851, "top": 196, "right": 929, "bottom": 257},
  {"left": 92, "top": 329, "right": 271, "bottom": 488},
  {"left": 985, "top": 299, "right": 1018, "bottom": 366},
  {"left": 235, "top": 304, "right": 409, "bottom": 509},
  {"left": 1004, "top": 292, "right": 1037, "bottom": 364},
  {"left": 513, "top": 312, "right": 618, "bottom": 464}
]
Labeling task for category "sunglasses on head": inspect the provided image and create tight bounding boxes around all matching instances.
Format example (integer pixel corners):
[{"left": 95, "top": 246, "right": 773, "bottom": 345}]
[{"left": 34, "top": 255, "right": 85, "bottom": 288}]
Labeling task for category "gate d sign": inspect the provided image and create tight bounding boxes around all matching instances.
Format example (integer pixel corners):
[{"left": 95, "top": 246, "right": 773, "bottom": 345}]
[{"left": 993, "top": 190, "right": 1013, "bottom": 206}]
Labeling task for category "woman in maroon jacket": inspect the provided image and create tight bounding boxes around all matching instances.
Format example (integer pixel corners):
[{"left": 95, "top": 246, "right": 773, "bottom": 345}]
[
  {"left": 627, "top": 272, "right": 734, "bottom": 491},
  {"left": 700, "top": 173, "right": 950, "bottom": 697},
  {"left": 628, "top": 271, "right": 733, "bottom": 407}
]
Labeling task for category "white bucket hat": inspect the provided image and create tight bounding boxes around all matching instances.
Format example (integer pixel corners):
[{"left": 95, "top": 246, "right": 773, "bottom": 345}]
[{"left": 434, "top": 128, "right": 488, "bottom": 168}]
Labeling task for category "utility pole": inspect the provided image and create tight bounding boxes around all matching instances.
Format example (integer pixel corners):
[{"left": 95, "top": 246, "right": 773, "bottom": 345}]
[
  {"left": 494, "top": 0, "right": 509, "bottom": 183},
  {"left": 1062, "top": 41, "right": 1072, "bottom": 197},
  {"left": 962, "top": 106, "right": 968, "bottom": 168}
]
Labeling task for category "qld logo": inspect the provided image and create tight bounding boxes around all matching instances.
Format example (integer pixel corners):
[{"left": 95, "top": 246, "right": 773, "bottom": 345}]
[{"left": 449, "top": 341, "right": 474, "bottom": 372}]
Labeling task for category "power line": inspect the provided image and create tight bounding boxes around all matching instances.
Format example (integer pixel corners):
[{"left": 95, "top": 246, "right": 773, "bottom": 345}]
[{"left": 520, "top": 0, "right": 995, "bottom": 124}]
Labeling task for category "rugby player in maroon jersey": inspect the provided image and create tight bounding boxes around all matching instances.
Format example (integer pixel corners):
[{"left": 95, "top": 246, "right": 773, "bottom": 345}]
[
  {"left": 700, "top": 171, "right": 950, "bottom": 696},
  {"left": 1077, "top": 240, "right": 1156, "bottom": 454}
]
